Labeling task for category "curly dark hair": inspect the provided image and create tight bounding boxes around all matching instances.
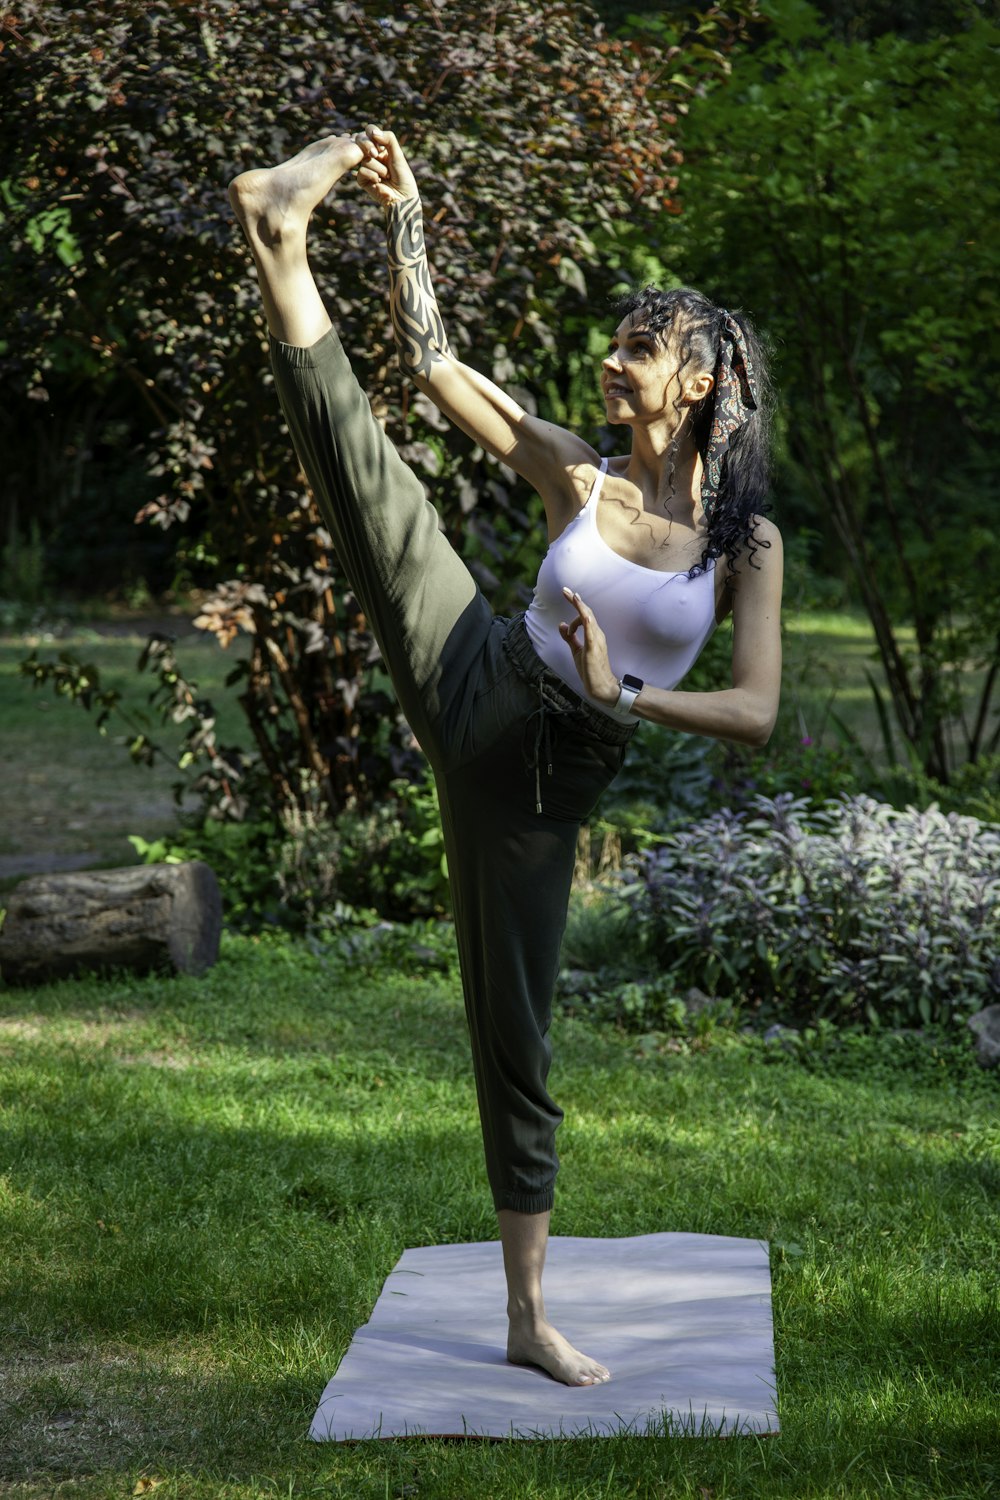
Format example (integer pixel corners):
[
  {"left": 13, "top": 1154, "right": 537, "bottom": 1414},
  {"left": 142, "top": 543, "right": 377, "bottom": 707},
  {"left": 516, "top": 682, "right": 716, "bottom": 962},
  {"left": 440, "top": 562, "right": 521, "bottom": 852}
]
[{"left": 612, "top": 285, "right": 774, "bottom": 579}]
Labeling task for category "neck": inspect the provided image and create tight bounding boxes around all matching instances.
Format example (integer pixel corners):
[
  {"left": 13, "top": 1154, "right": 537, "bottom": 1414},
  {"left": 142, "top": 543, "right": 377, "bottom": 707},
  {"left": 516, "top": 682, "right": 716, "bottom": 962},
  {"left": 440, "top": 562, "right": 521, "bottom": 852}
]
[{"left": 624, "top": 421, "right": 704, "bottom": 518}]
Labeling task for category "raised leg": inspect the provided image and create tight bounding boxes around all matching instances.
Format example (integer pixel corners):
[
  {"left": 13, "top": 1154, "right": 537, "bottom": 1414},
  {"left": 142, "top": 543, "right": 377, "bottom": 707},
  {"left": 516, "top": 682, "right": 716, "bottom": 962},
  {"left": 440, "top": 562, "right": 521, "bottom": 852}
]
[
  {"left": 229, "top": 135, "right": 363, "bottom": 346},
  {"left": 230, "top": 137, "right": 486, "bottom": 758}
]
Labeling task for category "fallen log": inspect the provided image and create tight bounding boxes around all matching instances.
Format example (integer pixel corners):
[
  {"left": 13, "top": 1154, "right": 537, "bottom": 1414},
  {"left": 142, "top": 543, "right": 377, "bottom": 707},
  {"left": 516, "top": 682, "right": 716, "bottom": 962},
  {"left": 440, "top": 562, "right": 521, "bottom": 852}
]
[{"left": 0, "top": 862, "right": 222, "bottom": 985}]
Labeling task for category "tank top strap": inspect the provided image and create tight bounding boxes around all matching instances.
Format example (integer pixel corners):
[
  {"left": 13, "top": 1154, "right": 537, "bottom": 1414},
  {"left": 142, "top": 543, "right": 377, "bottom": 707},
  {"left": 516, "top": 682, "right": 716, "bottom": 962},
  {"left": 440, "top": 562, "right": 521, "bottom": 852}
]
[{"left": 583, "top": 457, "right": 610, "bottom": 511}]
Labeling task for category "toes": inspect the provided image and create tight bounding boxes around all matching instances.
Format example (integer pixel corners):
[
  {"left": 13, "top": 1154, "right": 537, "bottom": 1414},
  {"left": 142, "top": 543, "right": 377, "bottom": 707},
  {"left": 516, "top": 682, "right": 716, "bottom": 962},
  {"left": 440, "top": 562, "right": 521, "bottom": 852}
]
[{"left": 508, "top": 1327, "right": 610, "bottom": 1388}]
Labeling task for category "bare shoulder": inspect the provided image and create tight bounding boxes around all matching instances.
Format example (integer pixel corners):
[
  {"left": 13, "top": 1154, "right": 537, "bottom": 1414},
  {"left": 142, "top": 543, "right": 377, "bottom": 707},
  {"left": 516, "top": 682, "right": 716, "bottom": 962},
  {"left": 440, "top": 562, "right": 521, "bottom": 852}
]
[
  {"left": 747, "top": 514, "right": 783, "bottom": 558},
  {"left": 564, "top": 448, "right": 604, "bottom": 501},
  {"left": 728, "top": 515, "right": 783, "bottom": 589}
]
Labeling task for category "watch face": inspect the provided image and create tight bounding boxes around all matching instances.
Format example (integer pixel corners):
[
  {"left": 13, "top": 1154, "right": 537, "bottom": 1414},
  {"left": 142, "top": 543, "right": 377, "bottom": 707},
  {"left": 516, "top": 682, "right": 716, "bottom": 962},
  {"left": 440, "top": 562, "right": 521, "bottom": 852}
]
[{"left": 622, "top": 674, "right": 643, "bottom": 691}]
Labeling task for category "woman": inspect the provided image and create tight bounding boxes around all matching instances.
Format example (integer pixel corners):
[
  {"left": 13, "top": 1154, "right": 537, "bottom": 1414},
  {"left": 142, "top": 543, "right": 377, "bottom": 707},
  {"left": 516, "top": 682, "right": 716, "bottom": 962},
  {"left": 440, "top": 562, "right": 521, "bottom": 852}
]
[{"left": 228, "top": 128, "right": 782, "bottom": 1388}]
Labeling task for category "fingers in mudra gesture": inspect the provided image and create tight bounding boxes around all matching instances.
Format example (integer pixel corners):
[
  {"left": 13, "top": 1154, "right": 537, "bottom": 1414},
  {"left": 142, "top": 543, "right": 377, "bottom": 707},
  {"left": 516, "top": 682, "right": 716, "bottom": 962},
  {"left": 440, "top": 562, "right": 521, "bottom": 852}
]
[
  {"left": 559, "top": 587, "right": 618, "bottom": 706},
  {"left": 354, "top": 125, "right": 419, "bottom": 207}
]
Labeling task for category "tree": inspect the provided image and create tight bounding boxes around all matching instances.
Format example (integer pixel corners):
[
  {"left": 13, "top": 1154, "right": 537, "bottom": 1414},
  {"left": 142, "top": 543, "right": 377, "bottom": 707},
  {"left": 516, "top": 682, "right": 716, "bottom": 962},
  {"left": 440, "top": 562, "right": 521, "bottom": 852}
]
[
  {"left": 652, "top": 0, "right": 1000, "bottom": 778},
  {"left": 1, "top": 0, "right": 760, "bottom": 818}
]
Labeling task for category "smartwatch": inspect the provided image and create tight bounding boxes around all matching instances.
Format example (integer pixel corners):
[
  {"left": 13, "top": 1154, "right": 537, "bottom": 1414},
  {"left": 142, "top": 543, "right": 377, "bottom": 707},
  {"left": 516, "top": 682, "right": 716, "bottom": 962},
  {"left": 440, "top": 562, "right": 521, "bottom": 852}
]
[{"left": 615, "top": 673, "right": 644, "bottom": 717}]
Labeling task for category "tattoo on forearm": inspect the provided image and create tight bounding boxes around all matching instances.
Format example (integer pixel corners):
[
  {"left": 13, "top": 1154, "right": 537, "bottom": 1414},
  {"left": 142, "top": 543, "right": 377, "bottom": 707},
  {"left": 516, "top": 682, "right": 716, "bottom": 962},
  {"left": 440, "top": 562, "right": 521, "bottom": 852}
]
[{"left": 386, "top": 197, "right": 453, "bottom": 378}]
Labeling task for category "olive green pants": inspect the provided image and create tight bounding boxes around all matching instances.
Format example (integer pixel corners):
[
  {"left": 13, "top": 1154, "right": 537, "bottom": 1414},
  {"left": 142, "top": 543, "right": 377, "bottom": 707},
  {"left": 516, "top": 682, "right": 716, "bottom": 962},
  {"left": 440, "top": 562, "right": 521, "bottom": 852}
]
[{"left": 271, "top": 329, "right": 633, "bottom": 1213}]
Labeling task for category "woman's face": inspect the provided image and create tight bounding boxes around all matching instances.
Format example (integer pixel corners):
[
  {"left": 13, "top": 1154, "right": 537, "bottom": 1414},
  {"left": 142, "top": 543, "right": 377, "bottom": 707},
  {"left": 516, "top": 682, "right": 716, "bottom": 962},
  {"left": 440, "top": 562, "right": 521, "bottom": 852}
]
[{"left": 601, "top": 316, "right": 712, "bottom": 429}]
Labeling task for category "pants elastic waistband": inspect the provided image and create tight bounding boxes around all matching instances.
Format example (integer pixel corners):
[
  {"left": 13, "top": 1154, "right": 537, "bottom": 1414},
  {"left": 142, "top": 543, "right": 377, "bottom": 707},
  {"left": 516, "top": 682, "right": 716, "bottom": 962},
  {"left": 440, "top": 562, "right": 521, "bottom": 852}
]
[{"left": 502, "top": 615, "right": 637, "bottom": 747}]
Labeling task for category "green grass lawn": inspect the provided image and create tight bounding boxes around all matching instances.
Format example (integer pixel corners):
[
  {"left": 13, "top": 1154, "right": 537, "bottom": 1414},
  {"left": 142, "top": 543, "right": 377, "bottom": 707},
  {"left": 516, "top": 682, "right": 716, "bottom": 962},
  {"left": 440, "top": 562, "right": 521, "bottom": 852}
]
[
  {"left": 0, "top": 617, "right": 248, "bottom": 882},
  {"left": 780, "top": 611, "right": 893, "bottom": 746},
  {"left": 1, "top": 932, "right": 997, "bottom": 1498}
]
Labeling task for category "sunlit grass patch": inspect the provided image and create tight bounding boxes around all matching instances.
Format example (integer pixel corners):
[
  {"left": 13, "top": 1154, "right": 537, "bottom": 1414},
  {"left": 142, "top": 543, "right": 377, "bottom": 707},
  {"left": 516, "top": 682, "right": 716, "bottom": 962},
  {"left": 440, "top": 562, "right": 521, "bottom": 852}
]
[
  {"left": 1, "top": 932, "right": 997, "bottom": 1497},
  {"left": 783, "top": 609, "right": 913, "bottom": 642}
]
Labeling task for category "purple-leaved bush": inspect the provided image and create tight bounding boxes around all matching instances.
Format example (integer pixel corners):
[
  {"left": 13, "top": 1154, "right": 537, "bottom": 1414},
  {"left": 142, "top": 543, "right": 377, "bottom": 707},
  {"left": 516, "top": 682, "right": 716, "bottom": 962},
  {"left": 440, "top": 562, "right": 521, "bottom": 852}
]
[{"left": 631, "top": 793, "right": 999, "bottom": 1026}]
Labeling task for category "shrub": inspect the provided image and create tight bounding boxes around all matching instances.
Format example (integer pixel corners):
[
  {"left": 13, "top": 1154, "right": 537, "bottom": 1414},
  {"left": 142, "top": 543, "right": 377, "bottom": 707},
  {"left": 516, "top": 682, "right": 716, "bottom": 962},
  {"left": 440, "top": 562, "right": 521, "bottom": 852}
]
[
  {"left": 709, "top": 733, "right": 866, "bottom": 810},
  {"left": 593, "top": 722, "right": 717, "bottom": 844},
  {"left": 3, "top": 0, "right": 755, "bottom": 826},
  {"left": 129, "top": 823, "right": 282, "bottom": 928},
  {"left": 629, "top": 793, "right": 1000, "bottom": 1028},
  {"left": 130, "top": 773, "right": 450, "bottom": 929},
  {"left": 873, "top": 755, "right": 1000, "bottom": 826},
  {"left": 316, "top": 776, "right": 450, "bottom": 922}
]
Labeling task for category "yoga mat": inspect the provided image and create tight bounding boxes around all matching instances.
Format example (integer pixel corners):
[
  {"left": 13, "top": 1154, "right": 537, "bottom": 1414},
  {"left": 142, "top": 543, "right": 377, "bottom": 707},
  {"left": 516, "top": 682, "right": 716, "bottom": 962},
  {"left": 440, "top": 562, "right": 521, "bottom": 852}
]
[{"left": 310, "top": 1231, "right": 779, "bottom": 1440}]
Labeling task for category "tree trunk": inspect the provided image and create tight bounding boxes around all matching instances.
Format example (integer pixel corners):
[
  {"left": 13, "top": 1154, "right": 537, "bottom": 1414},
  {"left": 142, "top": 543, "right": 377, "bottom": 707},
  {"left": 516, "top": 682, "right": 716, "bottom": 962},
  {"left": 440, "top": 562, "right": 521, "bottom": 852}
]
[{"left": 0, "top": 862, "right": 222, "bottom": 985}]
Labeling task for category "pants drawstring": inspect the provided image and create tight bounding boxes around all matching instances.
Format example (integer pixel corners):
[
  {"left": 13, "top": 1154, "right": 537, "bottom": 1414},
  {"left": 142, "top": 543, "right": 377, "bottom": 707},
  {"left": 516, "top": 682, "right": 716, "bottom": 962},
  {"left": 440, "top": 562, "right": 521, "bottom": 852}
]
[
  {"left": 525, "top": 678, "right": 562, "bottom": 815},
  {"left": 504, "top": 613, "right": 637, "bottom": 816}
]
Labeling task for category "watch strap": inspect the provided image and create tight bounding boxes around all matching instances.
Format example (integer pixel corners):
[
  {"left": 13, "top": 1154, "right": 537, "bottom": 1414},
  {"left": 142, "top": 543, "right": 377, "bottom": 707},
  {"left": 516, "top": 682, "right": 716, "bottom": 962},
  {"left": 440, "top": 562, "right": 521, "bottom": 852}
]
[{"left": 614, "top": 674, "right": 643, "bottom": 717}]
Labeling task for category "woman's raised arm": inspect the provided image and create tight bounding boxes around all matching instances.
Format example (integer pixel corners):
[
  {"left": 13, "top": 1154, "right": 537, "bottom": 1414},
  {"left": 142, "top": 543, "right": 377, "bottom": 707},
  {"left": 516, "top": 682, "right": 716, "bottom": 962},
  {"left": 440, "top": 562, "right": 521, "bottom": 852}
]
[{"left": 356, "top": 127, "right": 592, "bottom": 530}]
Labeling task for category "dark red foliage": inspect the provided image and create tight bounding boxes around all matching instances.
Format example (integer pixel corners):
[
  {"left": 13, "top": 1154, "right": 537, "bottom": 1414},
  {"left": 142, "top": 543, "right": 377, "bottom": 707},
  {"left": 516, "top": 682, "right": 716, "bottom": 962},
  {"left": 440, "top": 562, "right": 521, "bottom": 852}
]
[{"left": 1, "top": 0, "right": 758, "bottom": 817}]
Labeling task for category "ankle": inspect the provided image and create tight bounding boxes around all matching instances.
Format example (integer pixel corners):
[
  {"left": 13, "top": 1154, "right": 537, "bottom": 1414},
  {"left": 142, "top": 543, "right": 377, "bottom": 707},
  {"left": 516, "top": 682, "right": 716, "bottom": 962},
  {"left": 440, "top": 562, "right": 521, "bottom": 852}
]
[
  {"left": 228, "top": 177, "right": 307, "bottom": 255},
  {"left": 507, "top": 1297, "right": 545, "bottom": 1327},
  {"left": 251, "top": 207, "right": 308, "bottom": 256}
]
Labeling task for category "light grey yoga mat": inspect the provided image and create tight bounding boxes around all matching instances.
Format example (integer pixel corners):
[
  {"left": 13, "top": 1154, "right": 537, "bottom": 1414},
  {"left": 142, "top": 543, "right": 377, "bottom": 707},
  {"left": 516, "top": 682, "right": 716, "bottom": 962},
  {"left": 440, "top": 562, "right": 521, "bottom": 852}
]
[{"left": 310, "top": 1231, "right": 779, "bottom": 1440}]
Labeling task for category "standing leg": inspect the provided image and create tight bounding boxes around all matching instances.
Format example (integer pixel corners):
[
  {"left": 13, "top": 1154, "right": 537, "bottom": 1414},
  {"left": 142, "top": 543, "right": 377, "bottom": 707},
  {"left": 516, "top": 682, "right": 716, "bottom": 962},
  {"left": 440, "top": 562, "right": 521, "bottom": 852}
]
[
  {"left": 500, "top": 1210, "right": 610, "bottom": 1385},
  {"left": 439, "top": 706, "right": 622, "bottom": 1386}
]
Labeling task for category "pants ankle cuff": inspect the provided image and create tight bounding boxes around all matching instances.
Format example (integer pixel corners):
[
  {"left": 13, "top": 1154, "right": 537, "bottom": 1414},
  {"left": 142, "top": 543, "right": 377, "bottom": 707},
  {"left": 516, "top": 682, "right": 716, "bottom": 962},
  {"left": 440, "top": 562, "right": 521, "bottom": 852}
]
[{"left": 494, "top": 1187, "right": 555, "bottom": 1214}]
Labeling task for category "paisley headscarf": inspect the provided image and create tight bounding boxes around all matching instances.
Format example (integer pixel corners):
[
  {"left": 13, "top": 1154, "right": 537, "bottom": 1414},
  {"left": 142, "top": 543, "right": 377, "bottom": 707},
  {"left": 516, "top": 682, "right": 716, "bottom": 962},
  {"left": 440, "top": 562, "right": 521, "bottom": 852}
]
[{"left": 700, "top": 311, "right": 759, "bottom": 520}]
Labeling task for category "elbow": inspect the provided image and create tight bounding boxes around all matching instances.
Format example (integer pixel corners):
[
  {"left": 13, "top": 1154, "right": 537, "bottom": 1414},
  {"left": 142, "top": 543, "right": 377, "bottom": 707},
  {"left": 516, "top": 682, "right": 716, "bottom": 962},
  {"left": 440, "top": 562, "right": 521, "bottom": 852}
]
[{"left": 743, "top": 699, "right": 778, "bottom": 749}]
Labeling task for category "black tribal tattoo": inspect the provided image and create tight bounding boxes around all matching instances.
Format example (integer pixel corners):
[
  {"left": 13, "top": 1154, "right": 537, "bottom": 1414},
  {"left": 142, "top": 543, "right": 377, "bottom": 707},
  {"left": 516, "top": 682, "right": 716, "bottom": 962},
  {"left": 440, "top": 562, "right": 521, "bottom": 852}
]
[{"left": 385, "top": 197, "right": 453, "bottom": 379}]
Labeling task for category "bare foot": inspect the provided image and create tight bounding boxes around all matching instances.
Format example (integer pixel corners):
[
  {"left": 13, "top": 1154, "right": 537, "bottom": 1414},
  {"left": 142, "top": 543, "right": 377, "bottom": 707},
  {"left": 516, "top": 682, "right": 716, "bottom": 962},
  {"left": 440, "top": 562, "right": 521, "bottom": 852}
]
[
  {"left": 507, "top": 1314, "right": 611, "bottom": 1386},
  {"left": 228, "top": 135, "right": 364, "bottom": 248}
]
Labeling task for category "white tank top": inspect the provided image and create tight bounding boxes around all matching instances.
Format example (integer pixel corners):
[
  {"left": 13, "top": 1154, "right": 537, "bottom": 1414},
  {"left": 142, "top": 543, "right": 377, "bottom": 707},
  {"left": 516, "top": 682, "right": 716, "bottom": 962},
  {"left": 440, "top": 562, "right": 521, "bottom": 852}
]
[{"left": 523, "top": 458, "right": 718, "bottom": 718}]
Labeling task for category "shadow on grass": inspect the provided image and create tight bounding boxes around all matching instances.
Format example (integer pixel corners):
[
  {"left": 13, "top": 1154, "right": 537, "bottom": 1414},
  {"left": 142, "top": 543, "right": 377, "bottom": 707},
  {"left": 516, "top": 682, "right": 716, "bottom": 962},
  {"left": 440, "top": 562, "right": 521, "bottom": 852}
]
[
  {"left": 1, "top": 1139, "right": 998, "bottom": 1492},
  {"left": 0, "top": 1351, "right": 321, "bottom": 1486},
  {"left": 3, "top": 1086, "right": 997, "bottom": 1337}
]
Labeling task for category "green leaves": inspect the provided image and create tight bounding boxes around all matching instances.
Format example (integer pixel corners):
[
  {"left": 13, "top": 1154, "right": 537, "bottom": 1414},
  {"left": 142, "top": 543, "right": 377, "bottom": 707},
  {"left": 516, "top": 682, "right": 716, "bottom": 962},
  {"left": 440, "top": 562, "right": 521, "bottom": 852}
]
[
  {"left": 1, "top": 0, "right": 753, "bottom": 823},
  {"left": 660, "top": 9, "right": 1000, "bottom": 780}
]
